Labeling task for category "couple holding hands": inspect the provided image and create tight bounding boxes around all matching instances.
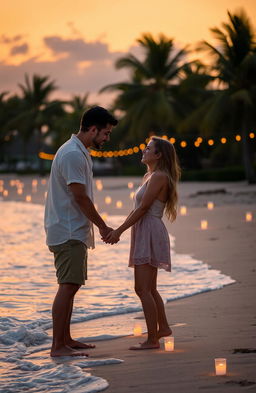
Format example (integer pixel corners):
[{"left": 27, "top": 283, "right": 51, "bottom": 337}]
[{"left": 44, "top": 106, "right": 180, "bottom": 357}]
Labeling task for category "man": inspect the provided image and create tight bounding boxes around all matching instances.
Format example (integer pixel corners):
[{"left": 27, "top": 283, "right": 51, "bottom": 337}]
[{"left": 44, "top": 106, "right": 118, "bottom": 357}]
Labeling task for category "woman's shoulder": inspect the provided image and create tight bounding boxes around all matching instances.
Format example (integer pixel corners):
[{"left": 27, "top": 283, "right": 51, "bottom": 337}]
[
  {"left": 151, "top": 170, "right": 169, "bottom": 182},
  {"left": 142, "top": 172, "right": 150, "bottom": 183}
]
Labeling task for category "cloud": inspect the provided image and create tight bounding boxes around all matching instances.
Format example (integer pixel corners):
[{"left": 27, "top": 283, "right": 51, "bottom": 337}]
[
  {"left": 0, "top": 54, "right": 127, "bottom": 105},
  {"left": 44, "top": 35, "right": 117, "bottom": 61},
  {"left": 10, "top": 43, "right": 29, "bottom": 56},
  {"left": 0, "top": 34, "right": 23, "bottom": 44},
  {"left": 0, "top": 35, "right": 141, "bottom": 105}
]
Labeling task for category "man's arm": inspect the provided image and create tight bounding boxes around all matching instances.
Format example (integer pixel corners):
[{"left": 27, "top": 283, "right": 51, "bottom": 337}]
[{"left": 69, "top": 183, "right": 112, "bottom": 238}]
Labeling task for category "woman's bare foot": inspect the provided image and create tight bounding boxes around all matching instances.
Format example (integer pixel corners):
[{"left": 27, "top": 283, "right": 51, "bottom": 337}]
[
  {"left": 66, "top": 339, "right": 96, "bottom": 349},
  {"left": 129, "top": 340, "right": 160, "bottom": 350},
  {"left": 157, "top": 327, "right": 172, "bottom": 339},
  {"left": 50, "top": 345, "right": 89, "bottom": 357}
]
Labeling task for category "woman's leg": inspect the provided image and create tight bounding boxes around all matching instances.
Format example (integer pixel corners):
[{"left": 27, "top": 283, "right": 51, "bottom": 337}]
[
  {"left": 132, "top": 264, "right": 159, "bottom": 349},
  {"left": 151, "top": 269, "right": 172, "bottom": 338}
]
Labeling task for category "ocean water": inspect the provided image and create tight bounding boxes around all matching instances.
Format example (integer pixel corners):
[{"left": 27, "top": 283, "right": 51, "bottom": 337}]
[{"left": 0, "top": 201, "right": 235, "bottom": 393}]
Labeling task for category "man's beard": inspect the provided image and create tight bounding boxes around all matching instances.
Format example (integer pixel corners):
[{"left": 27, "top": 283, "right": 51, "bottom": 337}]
[{"left": 92, "top": 137, "right": 102, "bottom": 150}]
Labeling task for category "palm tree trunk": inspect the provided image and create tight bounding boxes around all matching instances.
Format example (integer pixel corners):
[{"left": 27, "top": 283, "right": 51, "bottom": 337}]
[
  {"left": 241, "top": 125, "right": 256, "bottom": 184},
  {"left": 35, "top": 128, "right": 45, "bottom": 175}
]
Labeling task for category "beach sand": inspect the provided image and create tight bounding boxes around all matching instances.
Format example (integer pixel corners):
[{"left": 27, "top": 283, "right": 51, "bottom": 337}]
[{"left": 1, "top": 175, "right": 256, "bottom": 392}]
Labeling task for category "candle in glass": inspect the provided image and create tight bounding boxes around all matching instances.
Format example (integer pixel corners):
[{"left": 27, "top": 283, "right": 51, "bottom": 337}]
[
  {"left": 164, "top": 337, "right": 174, "bottom": 351},
  {"left": 215, "top": 358, "right": 227, "bottom": 376},
  {"left": 133, "top": 324, "right": 142, "bottom": 336},
  {"left": 201, "top": 220, "right": 208, "bottom": 230},
  {"left": 105, "top": 196, "right": 112, "bottom": 205},
  {"left": 246, "top": 212, "right": 253, "bottom": 222},
  {"left": 207, "top": 201, "right": 214, "bottom": 210},
  {"left": 180, "top": 206, "right": 187, "bottom": 216}
]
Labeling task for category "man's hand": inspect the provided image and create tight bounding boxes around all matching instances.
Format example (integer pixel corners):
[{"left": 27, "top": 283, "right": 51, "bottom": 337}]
[
  {"left": 104, "top": 229, "right": 121, "bottom": 244},
  {"left": 99, "top": 226, "right": 113, "bottom": 241}
]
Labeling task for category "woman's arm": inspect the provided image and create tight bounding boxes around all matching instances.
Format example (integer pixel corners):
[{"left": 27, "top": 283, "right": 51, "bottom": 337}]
[{"left": 105, "top": 172, "right": 167, "bottom": 243}]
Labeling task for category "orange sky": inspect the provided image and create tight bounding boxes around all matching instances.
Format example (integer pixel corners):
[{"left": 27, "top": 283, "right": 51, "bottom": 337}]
[{"left": 1, "top": 0, "right": 255, "bottom": 104}]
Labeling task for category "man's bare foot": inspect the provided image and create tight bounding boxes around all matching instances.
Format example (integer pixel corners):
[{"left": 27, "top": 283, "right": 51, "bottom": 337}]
[
  {"left": 50, "top": 345, "right": 89, "bottom": 357},
  {"left": 157, "top": 327, "right": 172, "bottom": 339},
  {"left": 129, "top": 340, "right": 160, "bottom": 350},
  {"left": 66, "top": 339, "right": 96, "bottom": 349}
]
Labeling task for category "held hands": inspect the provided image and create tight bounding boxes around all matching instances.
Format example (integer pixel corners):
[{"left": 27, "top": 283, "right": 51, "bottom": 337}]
[
  {"left": 99, "top": 226, "right": 113, "bottom": 241},
  {"left": 102, "top": 229, "right": 121, "bottom": 245},
  {"left": 99, "top": 225, "right": 120, "bottom": 245}
]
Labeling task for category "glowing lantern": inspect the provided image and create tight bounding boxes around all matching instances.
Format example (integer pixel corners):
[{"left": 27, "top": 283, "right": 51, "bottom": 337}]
[
  {"left": 105, "top": 196, "right": 112, "bottom": 205},
  {"left": 116, "top": 201, "right": 123, "bottom": 209},
  {"left": 164, "top": 337, "right": 174, "bottom": 352},
  {"left": 215, "top": 358, "right": 227, "bottom": 376},
  {"left": 207, "top": 202, "right": 214, "bottom": 210},
  {"left": 101, "top": 212, "right": 108, "bottom": 221},
  {"left": 130, "top": 191, "right": 135, "bottom": 200},
  {"left": 201, "top": 220, "right": 208, "bottom": 230},
  {"left": 96, "top": 180, "right": 103, "bottom": 191},
  {"left": 180, "top": 206, "right": 187, "bottom": 216},
  {"left": 245, "top": 212, "right": 253, "bottom": 222},
  {"left": 133, "top": 324, "right": 142, "bottom": 336}
]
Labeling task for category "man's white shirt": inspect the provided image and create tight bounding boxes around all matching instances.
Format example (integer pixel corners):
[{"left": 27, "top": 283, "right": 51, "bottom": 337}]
[{"left": 44, "top": 135, "right": 95, "bottom": 248}]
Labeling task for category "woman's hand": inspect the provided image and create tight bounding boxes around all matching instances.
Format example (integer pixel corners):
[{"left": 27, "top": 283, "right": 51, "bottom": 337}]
[{"left": 103, "top": 229, "right": 121, "bottom": 244}]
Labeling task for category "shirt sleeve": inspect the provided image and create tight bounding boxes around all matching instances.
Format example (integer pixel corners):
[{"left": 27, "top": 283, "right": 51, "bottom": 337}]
[{"left": 59, "top": 151, "right": 87, "bottom": 186}]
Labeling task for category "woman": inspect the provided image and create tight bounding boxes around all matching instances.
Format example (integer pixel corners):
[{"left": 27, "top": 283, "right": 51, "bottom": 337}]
[{"left": 105, "top": 136, "right": 181, "bottom": 350}]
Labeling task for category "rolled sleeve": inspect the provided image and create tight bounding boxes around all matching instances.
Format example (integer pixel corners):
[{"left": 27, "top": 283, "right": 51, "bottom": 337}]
[{"left": 59, "top": 151, "right": 87, "bottom": 186}]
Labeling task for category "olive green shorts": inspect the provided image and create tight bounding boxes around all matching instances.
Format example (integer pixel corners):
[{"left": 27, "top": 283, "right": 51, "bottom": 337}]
[{"left": 49, "top": 239, "right": 87, "bottom": 285}]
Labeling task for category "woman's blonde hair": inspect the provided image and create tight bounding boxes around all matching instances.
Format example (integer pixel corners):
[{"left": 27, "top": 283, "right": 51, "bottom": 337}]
[{"left": 151, "top": 136, "right": 181, "bottom": 221}]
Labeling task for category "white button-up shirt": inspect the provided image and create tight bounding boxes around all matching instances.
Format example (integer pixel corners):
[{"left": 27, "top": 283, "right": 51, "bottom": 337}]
[{"left": 44, "top": 135, "right": 95, "bottom": 248}]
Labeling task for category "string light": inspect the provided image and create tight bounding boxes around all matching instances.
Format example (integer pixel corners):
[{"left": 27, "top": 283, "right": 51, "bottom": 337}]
[{"left": 38, "top": 132, "right": 255, "bottom": 160}]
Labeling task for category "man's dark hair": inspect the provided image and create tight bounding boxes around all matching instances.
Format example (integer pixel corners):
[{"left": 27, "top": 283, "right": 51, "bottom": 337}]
[{"left": 80, "top": 106, "right": 118, "bottom": 131}]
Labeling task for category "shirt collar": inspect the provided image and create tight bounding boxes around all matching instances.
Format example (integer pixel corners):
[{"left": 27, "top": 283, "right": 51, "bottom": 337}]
[{"left": 71, "top": 134, "right": 91, "bottom": 159}]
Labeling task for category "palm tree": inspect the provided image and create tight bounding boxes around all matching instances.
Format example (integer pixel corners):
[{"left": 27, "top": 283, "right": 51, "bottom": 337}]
[
  {"left": 185, "top": 10, "right": 256, "bottom": 183},
  {"left": 8, "top": 74, "right": 64, "bottom": 171},
  {"left": 101, "top": 33, "right": 189, "bottom": 142},
  {"left": 0, "top": 93, "right": 25, "bottom": 165},
  {"left": 0, "top": 92, "right": 9, "bottom": 144},
  {"left": 52, "top": 94, "right": 91, "bottom": 148}
]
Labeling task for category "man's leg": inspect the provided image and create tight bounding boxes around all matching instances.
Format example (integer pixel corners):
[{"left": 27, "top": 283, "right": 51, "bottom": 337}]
[
  {"left": 63, "top": 297, "right": 96, "bottom": 349},
  {"left": 51, "top": 283, "right": 88, "bottom": 357}
]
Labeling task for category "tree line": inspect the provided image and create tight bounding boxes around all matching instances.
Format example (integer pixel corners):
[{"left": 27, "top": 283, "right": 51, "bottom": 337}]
[{"left": 0, "top": 9, "right": 255, "bottom": 182}]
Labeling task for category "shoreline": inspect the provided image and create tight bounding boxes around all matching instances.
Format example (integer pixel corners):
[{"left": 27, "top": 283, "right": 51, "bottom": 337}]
[{"left": 1, "top": 175, "right": 256, "bottom": 392}]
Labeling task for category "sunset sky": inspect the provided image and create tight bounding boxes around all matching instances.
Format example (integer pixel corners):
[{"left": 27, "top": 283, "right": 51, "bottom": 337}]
[{"left": 1, "top": 0, "right": 255, "bottom": 105}]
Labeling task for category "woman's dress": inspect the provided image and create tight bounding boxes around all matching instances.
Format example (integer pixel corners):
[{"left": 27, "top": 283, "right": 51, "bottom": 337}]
[{"left": 129, "top": 181, "right": 171, "bottom": 272}]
